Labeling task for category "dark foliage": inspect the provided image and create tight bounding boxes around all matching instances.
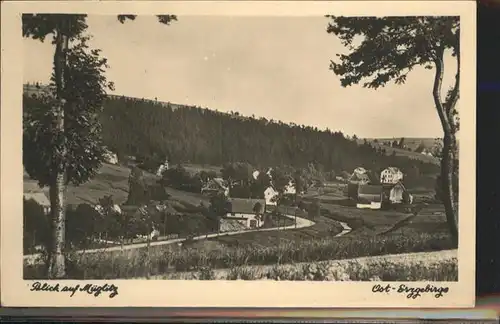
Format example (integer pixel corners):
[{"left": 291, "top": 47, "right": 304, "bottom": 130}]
[
  {"left": 23, "top": 34, "right": 113, "bottom": 187},
  {"left": 95, "top": 96, "right": 440, "bottom": 177}
]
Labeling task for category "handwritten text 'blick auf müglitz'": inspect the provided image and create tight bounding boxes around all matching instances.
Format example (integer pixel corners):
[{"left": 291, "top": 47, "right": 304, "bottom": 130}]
[{"left": 30, "top": 281, "right": 119, "bottom": 298}]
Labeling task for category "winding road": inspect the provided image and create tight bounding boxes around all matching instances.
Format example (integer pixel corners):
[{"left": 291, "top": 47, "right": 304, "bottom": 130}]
[{"left": 23, "top": 214, "right": 352, "bottom": 265}]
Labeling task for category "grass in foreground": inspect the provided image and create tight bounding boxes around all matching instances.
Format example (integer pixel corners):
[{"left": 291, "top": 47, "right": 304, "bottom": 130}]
[
  {"left": 24, "top": 229, "right": 455, "bottom": 280},
  {"left": 162, "top": 249, "right": 458, "bottom": 281}
]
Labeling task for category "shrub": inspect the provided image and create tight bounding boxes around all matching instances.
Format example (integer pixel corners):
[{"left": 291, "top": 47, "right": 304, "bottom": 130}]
[
  {"left": 162, "top": 253, "right": 458, "bottom": 281},
  {"left": 227, "top": 266, "right": 258, "bottom": 280},
  {"left": 23, "top": 199, "right": 50, "bottom": 254},
  {"left": 196, "top": 266, "right": 216, "bottom": 280}
]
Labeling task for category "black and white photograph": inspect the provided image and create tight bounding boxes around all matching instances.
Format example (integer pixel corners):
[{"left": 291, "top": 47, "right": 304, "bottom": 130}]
[{"left": 1, "top": 1, "right": 475, "bottom": 308}]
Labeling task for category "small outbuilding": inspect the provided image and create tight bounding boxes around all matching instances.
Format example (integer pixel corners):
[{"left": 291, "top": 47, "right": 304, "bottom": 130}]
[{"left": 356, "top": 184, "right": 383, "bottom": 210}]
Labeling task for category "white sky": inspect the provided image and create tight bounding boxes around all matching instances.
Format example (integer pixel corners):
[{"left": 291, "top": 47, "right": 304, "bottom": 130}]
[{"left": 23, "top": 15, "right": 458, "bottom": 138}]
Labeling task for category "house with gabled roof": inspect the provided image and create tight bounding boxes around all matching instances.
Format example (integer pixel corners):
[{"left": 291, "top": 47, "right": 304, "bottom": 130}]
[
  {"left": 264, "top": 185, "right": 279, "bottom": 206},
  {"left": 346, "top": 167, "right": 371, "bottom": 200},
  {"left": 225, "top": 198, "right": 266, "bottom": 229},
  {"left": 348, "top": 172, "right": 370, "bottom": 184},
  {"left": 382, "top": 181, "right": 413, "bottom": 204},
  {"left": 200, "top": 177, "right": 229, "bottom": 197},
  {"left": 380, "top": 166, "right": 404, "bottom": 184}
]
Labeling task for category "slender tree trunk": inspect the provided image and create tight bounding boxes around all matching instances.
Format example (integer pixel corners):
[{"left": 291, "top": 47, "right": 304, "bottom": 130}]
[
  {"left": 433, "top": 49, "right": 459, "bottom": 247},
  {"left": 441, "top": 133, "right": 458, "bottom": 246},
  {"left": 146, "top": 234, "right": 151, "bottom": 279},
  {"left": 47, "top": 21, "right": 69, "bottom": 279},
  {"left": 48, "top": 173, "right": 66, "bottom": 278}
]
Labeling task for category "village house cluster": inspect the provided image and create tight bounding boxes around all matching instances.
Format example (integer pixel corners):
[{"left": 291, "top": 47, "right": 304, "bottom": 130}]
[
  {"left": 347, "top": 166, "right": 413, "bottom": 210},
  {"left": 23, "top": 146, "right": 415, "bottom": 242},
  {"left": 200, "top": 168, "right": 298, "bottom": 230}
]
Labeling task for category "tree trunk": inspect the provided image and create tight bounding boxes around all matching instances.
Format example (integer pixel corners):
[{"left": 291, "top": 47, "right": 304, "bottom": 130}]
[
  {"left": 48, "top": 173, "right": 66, "bottom": 278},
  {"left": 441, "top": 132, "right": 459, "bottom": 246},
  {"left": 47, "top": 21, "right": 69, "bottom": 279},
  {"left": 433, "top": 49, "right": 459, "bottom": 247},
  {"left": 146, "top": 235, "right": 151, "bottom": 279}
]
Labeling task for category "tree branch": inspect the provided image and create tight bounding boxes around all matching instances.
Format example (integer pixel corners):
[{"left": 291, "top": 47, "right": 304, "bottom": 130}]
[
  {"left": 432, "top": 47, "right": 451, "bottom": 136},
  {"left": 446, "top": 50, "right": 460, "bottom": 119}
]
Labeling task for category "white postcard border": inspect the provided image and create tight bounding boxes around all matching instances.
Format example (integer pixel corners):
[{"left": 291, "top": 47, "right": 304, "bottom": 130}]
[{"left": 1, "top": 0, "right": 476, "bottom": 308}]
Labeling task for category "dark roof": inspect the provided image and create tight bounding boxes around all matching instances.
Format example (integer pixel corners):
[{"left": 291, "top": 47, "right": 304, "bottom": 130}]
[
  {"left": 383, "top": 167, "right": 402, "bottom": 174},
  {"left": 358, "top": 184, "right": 383, "bottom": 196},
  {"left": 211, "top": 178, "right": 227, "bottom": 188},
  {"left": 228, "top": 198, "right": 265, "bottom": 214},
  {"left": 349, "top": 172, "right": 370, "bottom": 183}
]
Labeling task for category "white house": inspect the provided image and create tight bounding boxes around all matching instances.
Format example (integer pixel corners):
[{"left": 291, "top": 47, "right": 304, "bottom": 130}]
[
  {"left": 380, "top": 167, "right": 404, "bottom": 184},
  {"left": 284, "top": 180, "right": 296, "bottom": 195},
  {"left": 264, "top": 186, "right": 279, "bottom": 206},
  {"left": 201, "top": 177, "right": 229, "bottom": 197},
  {"left": 353, "top": 167, "right": 367, "bottom": 175},
  {"left": 156, "top": 159, "right": 170, "bottom": 177},
  {"left": 225, "top": 198, "right": 266, "bottom": 229},
  {"left": 24, "top": 192, "right": 51, "bottom": 214},
  {"left": 94, "top": 203, "right": 122, "bottom": 216},
  {"left": 382, "top": 181, "right": 413, "bottom": 204},
  {"left": 252, "top": 170, "right": 260, "bottom": 180},
  {"left": 103, "top": 149, "right": 119, "bottom": 165},
  {"left": 348, "top": 171, "right": 370, "bottom": 184},
  {"left": 421, "top": 149, "right": 434, "bottom": 157}
]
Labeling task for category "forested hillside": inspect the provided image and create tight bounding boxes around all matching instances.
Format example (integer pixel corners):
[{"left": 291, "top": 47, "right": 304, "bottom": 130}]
[
  {"left": 23, "top": 92, "right": 440, "bottom": 177},
  {"left": 99, "top": 96, "right": 439, "bottom": 176}
]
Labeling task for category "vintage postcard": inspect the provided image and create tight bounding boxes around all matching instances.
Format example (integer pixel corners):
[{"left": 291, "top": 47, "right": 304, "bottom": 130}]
[{"left": 1, "top": 1, "right": 476, "bottom": 308}]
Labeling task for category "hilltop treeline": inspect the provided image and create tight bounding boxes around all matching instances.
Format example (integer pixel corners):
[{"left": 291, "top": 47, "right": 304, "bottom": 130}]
[
  {"left": 23, "top": 93, "right": 440, "bottom": 177},
  {"left": 100, "top": 96, "right": 440, "bottom": 177}
]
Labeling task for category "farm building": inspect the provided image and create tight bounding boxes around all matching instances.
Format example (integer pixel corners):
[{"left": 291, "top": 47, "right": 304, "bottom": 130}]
[
  {"left": 225, "top": 198, "right": 266, "bottom": 229},
  {"left": 335, "top": 175, "right": 348, "bottom": 183},
  {"left": 103, "top": 148, "right": 119, "bottom": 165},
  {"left": 347, "top": 182, "right": 359, "bottom": 200},
  {"left": 264, "top": 186, "right": 279, "bottom": 206},
  {"left": 380, "top": 167, "right": 404, "bottom": 184},
  {"left": 23, "top": 192, "right": 51, "bottom": 214},
  {"left": 353, "top": 167, "right": 367, "bottom": 175},
  {"left": 346, "top": 168, "right": 370, "bottom": 200},
  {"left": 382, "top": 181, "right": 413, "bottom": 204},
  {"left": 283, "top": 180, "right": 297, "bottom": 195},
  {"left": 156, "top": 159, "right": 170, "bottom": 177},
  {"left": 348, "top": 168, "right": 370, "bottom": 184},
  {"left": 201, "top": 177, "right": 229, "bottom": 197},
  {"left": 356, "top": 184, "right": 383, "bottom": 210}
]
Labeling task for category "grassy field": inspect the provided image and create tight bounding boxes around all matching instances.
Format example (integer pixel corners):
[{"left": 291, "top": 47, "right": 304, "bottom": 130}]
[
  {"left": 356, "top": 138, "right": 440, "bottom": 164},
  {"left": 23, "top": 196, "right": 453, "bottom": 279},
  {"left": 24, "top": 226, "right": 454, "bottom": 279},
  {"left": 208, "top": 212, "right": 345, "bottom": 249},
  {"left": 157, "top": 249, "right": 458, "bottom": 281},
  {"left": 24, "top": 162, "right": 209, "bottom": 207},
  {"left": 24, "top": 161, "right": 454, "bottom": 280},
  {"left": 366, "top": 137, "right": 440, "bottom": 151},
  {"left": 182, "top": 163, "right": 222, "bottom": 177},
  {"left": 318, "top": 200, "right": 447, "bottom": 233},
  {"left": 24, "top": 163, "right": 144, "bottom": 205}
]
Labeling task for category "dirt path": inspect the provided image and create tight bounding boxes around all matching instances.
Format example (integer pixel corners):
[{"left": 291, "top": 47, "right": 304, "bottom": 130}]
[{"left": 335, "top": 221, "right": 352, "bottom": 236}]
